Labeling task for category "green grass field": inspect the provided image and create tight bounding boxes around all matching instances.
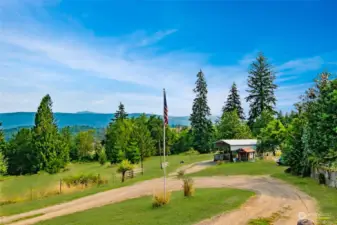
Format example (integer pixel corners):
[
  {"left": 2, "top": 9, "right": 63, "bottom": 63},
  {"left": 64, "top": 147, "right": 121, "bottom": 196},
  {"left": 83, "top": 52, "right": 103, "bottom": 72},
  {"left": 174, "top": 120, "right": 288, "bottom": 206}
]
[
  {"left": 36, "top": 188, "right": 254, "bottom": 225},
  {"left": 0, "top": 154, "right": 212, "bottom": 216},
  {"left": 190, "top": 160, "right": 337, "bottom": 225}
]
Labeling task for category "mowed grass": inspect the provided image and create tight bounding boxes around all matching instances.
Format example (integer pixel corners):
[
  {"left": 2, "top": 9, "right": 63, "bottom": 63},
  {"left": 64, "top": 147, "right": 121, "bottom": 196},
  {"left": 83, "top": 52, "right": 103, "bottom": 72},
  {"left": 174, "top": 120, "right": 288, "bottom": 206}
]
[
  {"left": 190, "top": 159, "right": 337, "bottom": 225},
  {"left": 36, "top": 188, "right": 254, "bottom": 225},
  {"left": 190, "top": 160, "right": 285, "bottom": 177},
  {"left": 0, "top": 154, "right": 211, "bottom": 216},
  {"left": 272, "top": 173, "right": 337, "bottom": 224}
]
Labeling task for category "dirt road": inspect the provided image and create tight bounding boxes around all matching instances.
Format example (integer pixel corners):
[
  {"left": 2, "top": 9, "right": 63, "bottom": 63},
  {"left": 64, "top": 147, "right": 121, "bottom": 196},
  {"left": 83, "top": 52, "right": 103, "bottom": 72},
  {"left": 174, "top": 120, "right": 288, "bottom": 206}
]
[{"left": 1, "top": 161, "right": 317, "bottom": 225}]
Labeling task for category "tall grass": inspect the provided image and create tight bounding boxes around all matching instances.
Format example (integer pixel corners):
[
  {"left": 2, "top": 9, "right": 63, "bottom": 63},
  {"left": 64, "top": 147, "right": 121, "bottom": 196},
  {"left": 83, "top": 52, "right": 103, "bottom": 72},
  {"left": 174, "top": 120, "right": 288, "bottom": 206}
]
[
  {"left": 183, "top": 177, "right": 194, "bottom": 197},
  {"left": 152, "top": 191, "right": 171, "bottom": 208}
]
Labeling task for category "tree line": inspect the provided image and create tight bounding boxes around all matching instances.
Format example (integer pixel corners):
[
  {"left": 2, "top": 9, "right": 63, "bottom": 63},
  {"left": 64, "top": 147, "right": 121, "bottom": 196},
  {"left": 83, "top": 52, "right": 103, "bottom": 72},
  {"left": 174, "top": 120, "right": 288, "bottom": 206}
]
[{"left": 2, "top": 51, "right": 332, "bottom": 178}]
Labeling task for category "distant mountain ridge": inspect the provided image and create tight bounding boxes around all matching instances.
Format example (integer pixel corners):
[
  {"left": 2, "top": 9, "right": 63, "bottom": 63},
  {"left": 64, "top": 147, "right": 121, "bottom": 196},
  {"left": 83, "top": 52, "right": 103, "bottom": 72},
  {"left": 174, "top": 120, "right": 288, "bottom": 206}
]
[{"left": 0, "top": 112, "right": 210, "bottom": 129}]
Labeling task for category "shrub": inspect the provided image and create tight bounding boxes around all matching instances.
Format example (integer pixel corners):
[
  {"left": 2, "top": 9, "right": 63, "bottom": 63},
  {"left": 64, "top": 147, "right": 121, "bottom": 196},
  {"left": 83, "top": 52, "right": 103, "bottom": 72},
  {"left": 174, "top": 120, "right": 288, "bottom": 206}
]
[
  {"left": 117, "top": 160, "right": 134, "bottom": 182},
  {"left": 63, "top": 174, "right": 107, "bottom": 188},
  {"left": 185, "top": 148, "right": 200, "bottom": 156},
  {"left": 216, "top": 160, "right": 224, "bottom": 165},
  {"left": 183, "top": 177, "right": 194, "bottom": 197},
  {"left": 98, "top": 149, "right": 107, "bottom": 166},
  {"left": 177, "top": 170, "right": 185, "bottom": 179},
  {"left": 318, "top": 173, "right": 326, "bottom": 185},
  {"left": 152, "top": 191, "right": 171, "bottom": 208}
]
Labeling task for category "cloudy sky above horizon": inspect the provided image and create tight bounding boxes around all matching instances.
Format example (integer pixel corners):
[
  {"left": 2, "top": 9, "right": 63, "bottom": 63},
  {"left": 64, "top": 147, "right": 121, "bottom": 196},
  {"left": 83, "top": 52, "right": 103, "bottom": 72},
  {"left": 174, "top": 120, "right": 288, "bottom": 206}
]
[{"left": 0, "top": 0, "right": 337, "bottom": 116}]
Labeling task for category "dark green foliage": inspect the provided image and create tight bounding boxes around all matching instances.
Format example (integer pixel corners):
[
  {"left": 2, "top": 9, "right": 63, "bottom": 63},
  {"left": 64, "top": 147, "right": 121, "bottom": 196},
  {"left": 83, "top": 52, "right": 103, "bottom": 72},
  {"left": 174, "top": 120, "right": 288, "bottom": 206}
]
[
  {"left": 113, "top": 102, "right": 128, "bottom": 122},
  {"left": 171, "top": 128, "right": 193, "bottom": 154},
  {"left": 73, "top": 130, "right": 95, "bottom": 161},
  {"left": 31, "top": 95, "right": 69, "bottom": 174},
  {"left": 246, "top": 52, "right": 277, "bottom": 126},
  {"left": 223, "top": 82, "right": 245, "bottom": 120},
  {"left": 190, "top": 70, "right": 214, "bottom": 153},
  {"left": 318, "top": 173, "right": 326, "bottom": 185},
  {"left": 125, "top": 137, "right": 140, "bottom": 164},
  {"left": 257, "top": 120, "right": 286, "bottom": 154},
  {"left": 147, "top": 115, "right": 163, "bottom": 156},
  {"left": 217, "top": 110, "right": 252, "bottom": 140},
  {"left": 0, "top": 122, "right": 7, "bottom": 174},
  {"left": 251, "top": 110, "right": 274, "bottom": 137},
  {"left": 5, "top": 128, "right": 35, "bottom": 175}
]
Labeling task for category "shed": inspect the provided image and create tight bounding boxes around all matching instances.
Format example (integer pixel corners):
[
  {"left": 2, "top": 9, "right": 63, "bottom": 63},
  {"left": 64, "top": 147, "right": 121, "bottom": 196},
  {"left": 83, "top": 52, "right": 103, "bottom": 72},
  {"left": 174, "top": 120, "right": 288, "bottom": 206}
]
[{"left": 213, "top": 139, "right": 257, "bottom": 162}]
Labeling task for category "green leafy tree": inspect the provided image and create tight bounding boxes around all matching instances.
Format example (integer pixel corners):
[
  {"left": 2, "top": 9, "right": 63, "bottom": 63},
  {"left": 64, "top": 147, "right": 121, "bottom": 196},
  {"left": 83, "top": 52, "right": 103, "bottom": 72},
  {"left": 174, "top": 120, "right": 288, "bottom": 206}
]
[
  {"left": 223, "top": 82, "right": 245, "bottom": 120},
  {"left": 126, "top": 136, "right": 140, "bottom": 164},
  {"left": 113, "top": 102, "right": 128, "bottom": 121},
  {"left": 190, "top": 70, "right": 214, "bottom": 153},
  {"left": 117, "top": 159, "right": 134, "bottom": 182},
  {"left": 0, "top": 152, "right": 7, "bottom": 175},
  {"left": 74, "top": 130, "right": 95, "bottom": 161},
  {"left": 6, "top": 128, "right": 35, "bottom": 175},
  {"left": 170, "top": 128, "right": 193, "bottom": 154},
  {"left": 147, "top": 115, "right": 163, "bottom": 156},
  {"left": 97, "top": 143, "right": 107, "bottom": 166},
  {"left": 32, "top": 95, "right": 69, "bottom": 173},
  {"left": 217, "top": 110, "right": 252, "bottom": 161},
  {"left": 246, "top": 52, "right": 277, "bottom": 126},
  {"left": 105, "top": 119, "right": 133, "bottom": 163},
  {"left": 257, "top": 119, "right": 286, "bottom": 155},
  {"left": 133, "top": 114, "right": 154, "bottom": 173},
  {"left": 217, "top": 110, "right": 252, "bottom": 140},
  {"left": 251, "top": 110, "right": 274, "bottom": 137}
]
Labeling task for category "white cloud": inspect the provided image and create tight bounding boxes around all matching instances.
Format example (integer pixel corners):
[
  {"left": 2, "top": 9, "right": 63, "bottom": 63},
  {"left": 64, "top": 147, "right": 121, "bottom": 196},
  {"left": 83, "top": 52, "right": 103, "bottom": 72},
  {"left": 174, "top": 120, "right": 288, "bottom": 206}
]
[{"left": 0, "top": 2, "right": 325, "bottom": 116}]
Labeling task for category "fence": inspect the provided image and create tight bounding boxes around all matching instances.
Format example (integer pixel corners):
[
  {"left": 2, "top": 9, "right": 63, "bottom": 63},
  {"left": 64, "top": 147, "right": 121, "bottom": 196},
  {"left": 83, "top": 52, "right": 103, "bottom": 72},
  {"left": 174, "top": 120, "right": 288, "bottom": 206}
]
[
  {"left": 311, "top": 167, "right": 337, "bottom": 188},
  {"left": 126, "top": 168, "right": 143, "bottom": 179}
]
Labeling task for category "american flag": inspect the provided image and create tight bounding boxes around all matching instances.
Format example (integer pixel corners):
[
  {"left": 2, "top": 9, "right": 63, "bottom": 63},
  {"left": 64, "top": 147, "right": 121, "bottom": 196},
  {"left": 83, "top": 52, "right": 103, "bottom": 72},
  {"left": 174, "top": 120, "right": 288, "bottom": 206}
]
[{"left": 164, "top": 89, "right": 168, "bottom": 126}]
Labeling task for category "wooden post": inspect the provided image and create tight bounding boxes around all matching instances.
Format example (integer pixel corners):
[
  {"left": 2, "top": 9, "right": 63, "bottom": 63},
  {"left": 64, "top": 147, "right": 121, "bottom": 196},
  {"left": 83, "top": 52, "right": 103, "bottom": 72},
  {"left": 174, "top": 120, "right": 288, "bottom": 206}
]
[
  {"left": 59, "top": 179, "right": 62, "bottom": 194},
  {"left": 30, "top": 186, "right": 33, "bottom": 200}
]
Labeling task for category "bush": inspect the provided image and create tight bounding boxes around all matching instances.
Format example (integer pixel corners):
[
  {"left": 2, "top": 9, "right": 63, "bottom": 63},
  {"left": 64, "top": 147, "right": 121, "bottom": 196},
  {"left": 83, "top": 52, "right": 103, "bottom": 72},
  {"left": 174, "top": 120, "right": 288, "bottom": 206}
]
[
  {"left": 152, "top": 191, "right": 171, "bottom": 208},
  {"left": 117, "top": 160, "right": 134, "bottom": 182},
  {"left": 183, "top": 177, "right": 194, "bottom": 197},
  {"left": 98, "top": 150, "right": 107, "bottom": 166},
  {"left": 318, "top": 173, "right": 326, "bottom": 185},
  {"left": 216, "top": 160, "right": 224, "bottom": 165},
  {"left": 184, "top": 148, "right": 200, "bottom": 156},
  {"left": 177, "top": 170, "right": 185, "bottom": 179},
  {"left": 63, "top": 174, "right": 107, "bottom": 188}
]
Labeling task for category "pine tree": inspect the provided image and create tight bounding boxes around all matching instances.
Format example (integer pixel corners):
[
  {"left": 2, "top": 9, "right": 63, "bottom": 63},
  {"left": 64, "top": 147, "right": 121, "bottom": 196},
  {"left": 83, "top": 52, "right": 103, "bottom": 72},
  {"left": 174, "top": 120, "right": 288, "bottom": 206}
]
[
  {"left": 246, "top": 52, "right": 277, "bottom": 126},
  {"left": 32, "top": 94, "right": 69, "bottom": 173},
  {"left": 113, "top": 102, "right": 128, "bottom": 121},
  {"left": 190, "top": 70, "right": 213, "bottom": 153},
  {"left": 223, "top": 82, "right": 245, "bottom": 120}
]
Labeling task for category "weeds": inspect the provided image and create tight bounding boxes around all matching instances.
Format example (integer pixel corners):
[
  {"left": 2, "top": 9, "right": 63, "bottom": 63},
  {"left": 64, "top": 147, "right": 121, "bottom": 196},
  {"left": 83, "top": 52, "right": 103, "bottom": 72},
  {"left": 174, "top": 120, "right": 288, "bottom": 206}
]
[
  {"left": 62, "top": 173, "right": 108, "bottom": 188},
  {"left": 248, "top": 206, "right": 291, "bottom": 225},
  {"left": 152, "top": 191, "right": 171, "bottom": 208},
  {"left": 177, "top": 170, "right": 185, "bottom": 179},
  {"left": 183, "top": 177, "right": 194, "bottom": 197}
]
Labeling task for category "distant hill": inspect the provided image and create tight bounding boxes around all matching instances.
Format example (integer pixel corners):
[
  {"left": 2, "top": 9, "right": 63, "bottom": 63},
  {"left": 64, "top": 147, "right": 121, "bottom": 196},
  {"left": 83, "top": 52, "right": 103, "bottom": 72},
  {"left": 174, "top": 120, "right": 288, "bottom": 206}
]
[{"left": 0, "top": 112, "right": 195, "bottom": 129}]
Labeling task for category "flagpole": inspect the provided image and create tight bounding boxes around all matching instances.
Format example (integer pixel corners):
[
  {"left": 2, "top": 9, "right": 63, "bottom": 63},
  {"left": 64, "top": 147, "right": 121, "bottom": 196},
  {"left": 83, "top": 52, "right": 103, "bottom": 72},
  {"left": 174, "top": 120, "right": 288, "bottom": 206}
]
[{"left": 163, "top": 88, "right": 166, "bottom": 200}]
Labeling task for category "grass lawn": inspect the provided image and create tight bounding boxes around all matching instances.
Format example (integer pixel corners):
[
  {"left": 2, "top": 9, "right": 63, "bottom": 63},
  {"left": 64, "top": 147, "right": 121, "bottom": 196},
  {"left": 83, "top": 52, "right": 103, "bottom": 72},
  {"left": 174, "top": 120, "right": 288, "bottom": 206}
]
[
  {"left": 0, "top": 154, "right": 211, "bottom": 216},
  {"left": 36, "top": 188, "right": 254, "bottom": 225},
  {"left": 190, "top": 159, "right": 337, "bottom": 225},
  {"left": 272, "top": 173, "right": 337, "bottom": 224},
  {"left": 190, "top": 160, "right": 285, "bottom": 177}
]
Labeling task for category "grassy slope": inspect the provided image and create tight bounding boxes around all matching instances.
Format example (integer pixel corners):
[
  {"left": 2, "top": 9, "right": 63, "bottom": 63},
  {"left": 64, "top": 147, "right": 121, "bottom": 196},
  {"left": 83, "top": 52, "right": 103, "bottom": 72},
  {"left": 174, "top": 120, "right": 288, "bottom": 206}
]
[
  {"left": 0, "top": 154, "right": 211, "bottom": 216},
  {"left": 36, "top": 188, "right": 254, "bottom": 225},
  {"left": 190, "top": 160, "right": 337, "bottom": 224}
]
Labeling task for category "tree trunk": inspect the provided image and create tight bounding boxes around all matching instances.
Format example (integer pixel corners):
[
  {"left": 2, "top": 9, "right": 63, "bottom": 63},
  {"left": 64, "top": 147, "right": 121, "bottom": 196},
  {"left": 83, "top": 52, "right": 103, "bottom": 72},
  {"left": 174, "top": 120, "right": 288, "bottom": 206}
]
[
  {"left": 141, "top": 156, "right": 144, "bottom": 175},
  {"left": 122, "top": 172, "right": 125, "bottom": 182}
]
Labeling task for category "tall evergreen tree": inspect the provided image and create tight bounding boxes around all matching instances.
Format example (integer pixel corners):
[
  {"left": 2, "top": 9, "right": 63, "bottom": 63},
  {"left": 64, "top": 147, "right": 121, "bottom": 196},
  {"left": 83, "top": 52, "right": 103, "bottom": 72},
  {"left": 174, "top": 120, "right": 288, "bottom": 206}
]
[
  {"left": 223, "top": 82, "right": 245, "bottom": 120},
  {"left": 32, "top": 95, "right": 69, "bottom": 173},
  {"left": 113, "top": 102, "right": 128, "bottom": 121},
  {"left": 190, "top": 70, "right": 213, "bottom": 153},
  {"left": 246, "top": 52, "right": 277, "bottom": 126}
]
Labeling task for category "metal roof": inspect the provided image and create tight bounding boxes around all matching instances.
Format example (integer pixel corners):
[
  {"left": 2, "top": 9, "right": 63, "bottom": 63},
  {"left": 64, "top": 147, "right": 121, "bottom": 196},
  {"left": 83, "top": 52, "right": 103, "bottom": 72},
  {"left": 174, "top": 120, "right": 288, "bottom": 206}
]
[{"left": 215, "top": 139, "right": 257, "bottom": 146}]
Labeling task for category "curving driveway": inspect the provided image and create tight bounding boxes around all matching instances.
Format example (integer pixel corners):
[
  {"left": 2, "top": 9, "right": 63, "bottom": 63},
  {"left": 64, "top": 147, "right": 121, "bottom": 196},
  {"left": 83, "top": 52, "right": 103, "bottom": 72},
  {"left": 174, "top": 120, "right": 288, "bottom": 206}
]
[{"left": 1, "top": 161, "right": 317, "bottom": 225}]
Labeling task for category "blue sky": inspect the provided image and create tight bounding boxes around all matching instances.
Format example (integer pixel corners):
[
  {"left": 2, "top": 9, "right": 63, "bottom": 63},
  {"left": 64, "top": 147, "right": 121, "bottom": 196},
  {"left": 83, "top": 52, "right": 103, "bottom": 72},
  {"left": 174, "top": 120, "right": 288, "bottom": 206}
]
[{"left": 0, "top": 0, "right": 336, "bottom": 116}]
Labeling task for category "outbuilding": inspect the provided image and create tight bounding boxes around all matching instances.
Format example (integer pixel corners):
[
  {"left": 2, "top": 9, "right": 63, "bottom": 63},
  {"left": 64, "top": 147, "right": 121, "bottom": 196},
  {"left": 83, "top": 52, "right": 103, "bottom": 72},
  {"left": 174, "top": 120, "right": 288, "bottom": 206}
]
[{"left": 213, "top": 139, "right": 257, "bottom": 162}]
